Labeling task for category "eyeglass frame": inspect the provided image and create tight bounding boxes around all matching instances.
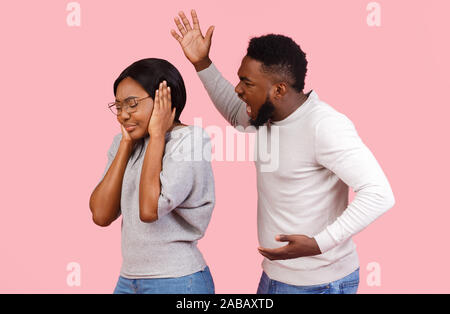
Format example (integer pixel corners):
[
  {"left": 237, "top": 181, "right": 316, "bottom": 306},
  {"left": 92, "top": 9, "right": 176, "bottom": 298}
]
[{"left": 107, "top": 96, "right": 151, "bottom": 115}]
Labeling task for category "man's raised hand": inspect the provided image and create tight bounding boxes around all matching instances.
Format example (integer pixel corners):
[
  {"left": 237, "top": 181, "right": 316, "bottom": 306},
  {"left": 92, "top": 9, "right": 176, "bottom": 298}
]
[{"left": 171, "top": 10, "right": 214, "bottom": 71}]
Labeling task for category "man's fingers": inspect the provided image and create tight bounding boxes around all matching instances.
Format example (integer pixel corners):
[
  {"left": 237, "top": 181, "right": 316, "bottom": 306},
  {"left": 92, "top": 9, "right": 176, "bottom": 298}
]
[
  {"left": 276, "top": 234, "right": 292, "bottom": 242},
  {"left": 258, "top": 246, "right": 288, "bottom": 260},
  {"left": 258, "top": 249, "right": 273, "bottom": 260},
  {"left": 179, "top": 11, "right": 193, "bottom": 31},
  {"left": 258, "top": 246, "right": 285, "bottom": 255},
  {"left": 257, "top": 247, "right": 273, "bottom": 260},
  {"left": 170, "top": 29, "right": 182, "bottom": 43},
  {"left": 258, "top": 249, "right": 281, "bottom": 261},
  {"left": 205, "top": 25, "right": 215, "bottom": 44},
  {"left": 174, "top": 17, "right": 186, "bottom": 36},
  {"left": 191, "top": 9, "right": 201, "bottom": 31}
]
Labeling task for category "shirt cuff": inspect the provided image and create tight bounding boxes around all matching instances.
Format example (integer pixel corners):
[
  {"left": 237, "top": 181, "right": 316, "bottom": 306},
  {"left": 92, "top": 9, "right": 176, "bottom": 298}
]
[
  {"left": 313, "top": 228, "right": 339, "bottom": 254},
  {"left": 197, "top": 62, "right": 218, "bottom": 82}
]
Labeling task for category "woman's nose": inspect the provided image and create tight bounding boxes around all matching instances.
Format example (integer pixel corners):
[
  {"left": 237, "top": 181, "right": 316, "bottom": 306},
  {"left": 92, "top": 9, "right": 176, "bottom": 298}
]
[
  {"left": 117, "top": 114, "right": 130, "bottom": 126},
  {"left": 119, "top": 109, "right": 131, "bottom": 119}
]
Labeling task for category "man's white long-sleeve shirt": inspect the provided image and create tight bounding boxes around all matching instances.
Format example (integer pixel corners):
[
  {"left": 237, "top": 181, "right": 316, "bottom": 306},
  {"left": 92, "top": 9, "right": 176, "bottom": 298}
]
[{"left": 198, "top": 63, "right": 395, "bottom": 285}]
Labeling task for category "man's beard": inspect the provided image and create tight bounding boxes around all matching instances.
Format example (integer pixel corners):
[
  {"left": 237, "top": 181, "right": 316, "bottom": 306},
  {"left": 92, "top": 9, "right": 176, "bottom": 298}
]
[{"left": 249, "top": 97, "right": 275, "bottom": 128}]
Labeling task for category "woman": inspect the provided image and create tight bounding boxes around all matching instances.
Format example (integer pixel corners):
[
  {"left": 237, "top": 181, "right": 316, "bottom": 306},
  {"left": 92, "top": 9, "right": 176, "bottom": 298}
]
[{"left": 89, "top": 58, "right": 215, "bottom": 294}]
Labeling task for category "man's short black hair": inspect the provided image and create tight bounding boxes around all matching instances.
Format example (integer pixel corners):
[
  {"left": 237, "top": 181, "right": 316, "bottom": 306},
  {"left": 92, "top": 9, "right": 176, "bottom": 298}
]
[{"left": 246, "top": 34, "right": 308, "bottom": 92}]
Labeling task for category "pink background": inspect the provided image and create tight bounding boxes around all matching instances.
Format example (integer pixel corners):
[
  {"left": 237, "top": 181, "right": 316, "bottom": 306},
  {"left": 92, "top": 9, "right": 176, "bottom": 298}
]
[{"left": 0, "top": 0, "right": 449, "bottom": 293}]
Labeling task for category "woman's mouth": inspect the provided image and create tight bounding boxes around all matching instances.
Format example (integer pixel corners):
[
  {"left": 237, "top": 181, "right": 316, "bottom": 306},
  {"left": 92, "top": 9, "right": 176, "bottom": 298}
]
[{"left": 124, "top": 124, "right": 137, "bottom": 132}]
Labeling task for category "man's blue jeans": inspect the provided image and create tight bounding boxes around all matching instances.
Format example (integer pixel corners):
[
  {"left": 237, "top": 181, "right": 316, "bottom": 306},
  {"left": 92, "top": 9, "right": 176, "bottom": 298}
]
[
  {"left": 257, "top": 268, "right": 360, "bottom": 294},
  {"left": 113, "top": 266, "right": 215, "bottom": 294}
]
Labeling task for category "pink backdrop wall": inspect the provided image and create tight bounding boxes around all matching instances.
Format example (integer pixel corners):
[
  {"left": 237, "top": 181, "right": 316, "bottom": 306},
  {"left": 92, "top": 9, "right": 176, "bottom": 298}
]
[{"left": 0, "top": 0, "right": 449, "bottom": 293}]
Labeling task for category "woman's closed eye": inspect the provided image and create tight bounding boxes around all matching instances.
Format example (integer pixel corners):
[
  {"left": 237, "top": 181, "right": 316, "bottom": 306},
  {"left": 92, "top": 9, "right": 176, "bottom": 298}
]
[{"left": 115, "top": 99, "right": 138, "bottom": 109}]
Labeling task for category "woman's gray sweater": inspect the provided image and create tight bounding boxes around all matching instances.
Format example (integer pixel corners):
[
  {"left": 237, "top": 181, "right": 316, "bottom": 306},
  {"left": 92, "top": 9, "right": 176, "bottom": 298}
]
[{"left": 99, "top": 125, "right": 215, "bottom": 278}]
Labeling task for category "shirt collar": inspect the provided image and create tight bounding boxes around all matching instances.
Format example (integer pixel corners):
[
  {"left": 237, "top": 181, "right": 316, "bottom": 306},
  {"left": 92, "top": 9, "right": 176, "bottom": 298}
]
[{"left": 271, "top": 90, "right": 318, "bottom": 126}]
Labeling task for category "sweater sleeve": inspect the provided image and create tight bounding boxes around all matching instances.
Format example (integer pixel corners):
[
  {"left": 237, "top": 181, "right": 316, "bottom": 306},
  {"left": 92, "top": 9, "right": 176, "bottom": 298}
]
[
  {"left": 313, "top": 114, "right": 395, "bottom": 253},
  {"left": 157, "top": 129, "right": 212, "bottom": 219},
  {"left": 197, "top": 63, "right": 253, "bottom": 130},
  {"left": 98, "top": 133, "right": 122, "bottom": 216},
  {"left": 99, "top": 133, "right": 122, "bottom": 181}
]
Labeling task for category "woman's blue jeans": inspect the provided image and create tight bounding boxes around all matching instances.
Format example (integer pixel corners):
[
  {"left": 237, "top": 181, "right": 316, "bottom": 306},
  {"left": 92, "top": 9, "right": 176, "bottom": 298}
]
[
  {"left": 113, "top": 266, "right": 215, "bottom": 294},
  {"left": 257, "top": 268, "right": 360, "bottom": 294}
]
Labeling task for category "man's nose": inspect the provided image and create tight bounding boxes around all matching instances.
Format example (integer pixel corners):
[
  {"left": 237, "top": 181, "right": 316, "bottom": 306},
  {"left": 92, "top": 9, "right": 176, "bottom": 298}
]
[{"left": 235, "top": 83, "right": 243, "bottom": 97}]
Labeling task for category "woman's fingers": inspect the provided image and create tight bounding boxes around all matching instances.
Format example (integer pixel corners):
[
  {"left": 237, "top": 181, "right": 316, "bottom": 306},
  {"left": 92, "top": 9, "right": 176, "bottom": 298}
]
[
  {"left": 171, "top": 107, "right": 176, "bottom": 124},
  {"left": 154, "top": 89, "right": 160, "bottom": 112},
  {"left": 159, "top": 82, "right": 165, "bottom": 108},
  {"left": 121, "top": 124, "right": 132, "bottom": 142},
  {"left": 167, "top": 86, "right": 172, "bottom": 106},
  {"left": 160, "top": 82, "right": 165, "bottom": 108},
  {"left": 156, "top": 81, "right": 171, "bottom": 112},
  {"left": 149, "top": 82, "right": 175, "bottom": 135},
  {"left": 163, "top": 82, "right": 168, "bottom": 108}
]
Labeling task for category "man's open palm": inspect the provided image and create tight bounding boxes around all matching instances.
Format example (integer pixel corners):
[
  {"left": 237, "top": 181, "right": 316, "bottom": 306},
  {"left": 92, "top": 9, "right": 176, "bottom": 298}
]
[{"left": 171, "top": 10, "right": 214, "bottom": 66}]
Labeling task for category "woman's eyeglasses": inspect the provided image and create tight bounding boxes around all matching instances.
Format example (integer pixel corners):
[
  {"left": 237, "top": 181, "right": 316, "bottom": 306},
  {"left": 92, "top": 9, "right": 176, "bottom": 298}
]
[{"left": 107, "top": 96, "right": 151, "bottom": 115}]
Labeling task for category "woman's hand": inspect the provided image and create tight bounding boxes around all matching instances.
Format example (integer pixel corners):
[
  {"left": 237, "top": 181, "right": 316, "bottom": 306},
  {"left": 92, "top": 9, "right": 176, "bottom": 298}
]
[
  {"left": 148, "top": 81, "right": 176, "bottom": 138},
  {"left": 120, "top": 124, "right": 135, "bottom": 148},
  {"left": 171, "top": 10, "right": 214, "bottom": 71}
]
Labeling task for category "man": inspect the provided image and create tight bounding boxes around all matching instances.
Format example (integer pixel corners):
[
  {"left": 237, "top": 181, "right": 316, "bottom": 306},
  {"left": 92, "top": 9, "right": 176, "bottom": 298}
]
[{"left": 170, "top": 10, "right": 395, "bottom": 294}]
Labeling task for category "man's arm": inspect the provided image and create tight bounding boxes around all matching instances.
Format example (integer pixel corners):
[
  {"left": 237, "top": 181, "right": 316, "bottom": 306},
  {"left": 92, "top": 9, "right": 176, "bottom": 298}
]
[
  {"left": 197, "top": 62, "right": 251, "bottom": 129},
  {"left": 171, "top": 10, "right": 251, "bottom": 130},
  {"left": 258, "top": 114, "right": 395, "bottom": 260},
  {"left": 313, "top": 114, "right": 396, "bottom": 253}
]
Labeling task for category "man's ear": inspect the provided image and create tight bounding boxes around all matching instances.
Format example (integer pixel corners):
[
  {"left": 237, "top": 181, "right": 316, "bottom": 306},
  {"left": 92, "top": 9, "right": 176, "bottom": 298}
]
[{"left": 272, "top": 82, "right": 288, "bottom": 100}]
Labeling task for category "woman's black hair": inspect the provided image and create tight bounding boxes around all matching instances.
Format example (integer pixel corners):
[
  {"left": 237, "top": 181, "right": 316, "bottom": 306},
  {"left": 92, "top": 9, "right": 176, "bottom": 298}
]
[{"left": 113, "top": 58, "right": 187, "bottom": 166}]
